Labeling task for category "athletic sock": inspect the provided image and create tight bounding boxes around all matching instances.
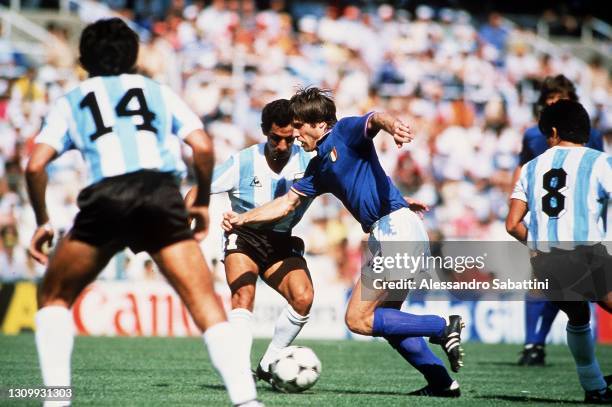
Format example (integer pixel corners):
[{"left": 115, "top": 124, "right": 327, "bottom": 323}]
[
  {"left": 387, "top": 336, "right": 453, "bottom": 389},
  {"left": 372, "top": 308, "right": 445, "bottom": 338},
  {"left": 259, "top": 304, "right": 309, "bottom": 372},
  {"left": 203, "top": 322, "right": 258, "bottom": 405},
  {"left": 533, "top": 301, "right": 559, "bottom": 345},
  {"left": 229, "top": 308, "right": 254, "bottom": 365},
  {"left": 524, "top": 299, "right": 547, "bottom": 346},
  {"left": 36, "top": 306, "right": 74, "bottom": 407},
  {"left": 566, "top": 323, "right": 606, "bottom": 391}
]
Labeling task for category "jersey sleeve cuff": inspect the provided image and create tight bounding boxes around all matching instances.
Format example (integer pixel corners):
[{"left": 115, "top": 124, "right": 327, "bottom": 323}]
[
  {"left": 510, "top": 192, "right": 527, "bottom": 202},
  {"left": 290, "top": 186, "right": 311, "bottom": 197},
  {"left": 364, "top": 111, "right": 376, "bottom": 139}
]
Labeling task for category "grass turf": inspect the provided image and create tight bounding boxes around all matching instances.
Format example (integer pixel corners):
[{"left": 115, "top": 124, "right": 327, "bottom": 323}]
[{"left": 1, "top": 334, "right": 611, "bottom": 406}]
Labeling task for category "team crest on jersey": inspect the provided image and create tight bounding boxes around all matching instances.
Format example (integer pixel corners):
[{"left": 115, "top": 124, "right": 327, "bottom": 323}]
[
  {"left": 250, "top": 176, "right": 262, "bottom": 187},
  {"left": 330, "top": 147, "right": 338, "bottom": 162}
]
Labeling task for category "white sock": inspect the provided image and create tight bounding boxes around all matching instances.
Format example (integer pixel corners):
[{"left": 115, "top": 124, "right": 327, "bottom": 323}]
[
  {"left": 204, "top": 321, "right": 257, "bottom": 405},
  {"left": 259, "top": 304, "right": 309, "bottom": 372},
  {"left": 229, "top": 308, "right": 254, "bottom": 365},
  {"left": 35, "top": 306, "right": 74, "bottom": 407}
]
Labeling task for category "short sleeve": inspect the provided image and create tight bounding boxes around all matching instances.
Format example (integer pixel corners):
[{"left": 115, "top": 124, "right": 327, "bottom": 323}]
[
  {"left": 35, "top": 98, "right": 74, "bottom": 155},
  {"left": 511, "top": 164, "right": 528, "bottom": 202},
  {"left": 163, "top": 86, "right": 204, "bottom": 139},
  {"left": 291, "top": 157, "right": 322, "bottom": 197},
  {"left": 211, "top": 155, "right": 237, "bottom": 194},
  {"left": 596, "top": 155, "right": 612, "bottom": 199},
  {"left": 337, "top": 112, "right": 376, "bottom": 148}
]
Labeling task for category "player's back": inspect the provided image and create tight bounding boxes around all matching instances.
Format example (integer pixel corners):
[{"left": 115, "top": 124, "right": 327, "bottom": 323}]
[
  {"left": 40, "top": 74, "right": 197, "bottom": 186},
  {"left": 518, "top": 146, "right": 610, "bottom": 249}
]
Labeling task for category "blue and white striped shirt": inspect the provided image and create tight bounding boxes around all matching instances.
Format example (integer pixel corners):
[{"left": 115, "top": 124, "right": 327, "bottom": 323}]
[
  {"left": 512, "top": 146, "right": 611, "bottom": 250},
  {"left": 36, "top": 74, "right": 202, "bottom": 186},
  {"left": 211, "top": 143, "right": 314, "bottom": 232}
]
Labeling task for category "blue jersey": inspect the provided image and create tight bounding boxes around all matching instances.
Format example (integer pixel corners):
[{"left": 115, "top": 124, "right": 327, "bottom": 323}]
[
  {"left": 518, "top": 125, "right": 603, "bottom": 166},
  {"left": 512, "top": 146, "right": 611, "bottom": 250},
  {"left": 212, "top": 143, "right": 314, "bottom": 232},
  {"left": 291, "top": 113, "right": 408, "bottom": 233},
  {"left": 36, "top": 74, "right": 203, "bottom": 186}
]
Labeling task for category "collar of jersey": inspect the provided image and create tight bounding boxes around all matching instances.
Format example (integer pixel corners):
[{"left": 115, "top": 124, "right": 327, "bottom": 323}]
[{"left": 315, "top": 129, "right": 333, "bottom": 156}]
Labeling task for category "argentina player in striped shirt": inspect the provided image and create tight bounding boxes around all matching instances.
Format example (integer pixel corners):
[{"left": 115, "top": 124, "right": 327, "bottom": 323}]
[
  {"left": 507, "top": 100, "right": 612, "bottom": 404},
  {"left": 187, "top": 99, "right": 315, "bottom": 387},
  {"left": 25, "top": 18, "right": 260, "bottom": 407}
]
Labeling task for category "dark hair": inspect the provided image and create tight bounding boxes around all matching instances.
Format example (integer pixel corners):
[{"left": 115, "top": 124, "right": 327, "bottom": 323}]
[
  {"left": 538, "top": 100, "right": 590, "bottom": 144},
  {"left": 261, "top": 99, "right": 292, "bottom": 134},
  {"left": 79, "top": 18, "right": 139, "bottom": 77},
  {"left": 289, "top": 87, "right": 337, "bottom": 127},
  {"left": 537, "top": 75, "right": 578, "bottom": 106}
]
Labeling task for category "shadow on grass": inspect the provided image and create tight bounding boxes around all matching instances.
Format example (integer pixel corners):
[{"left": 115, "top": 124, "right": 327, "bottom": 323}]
[{"left": 474, "top": 395, "right": 581, "bottom": 404}]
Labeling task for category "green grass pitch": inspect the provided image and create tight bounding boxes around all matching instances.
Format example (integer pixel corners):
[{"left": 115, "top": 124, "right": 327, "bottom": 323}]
[{"left": 1, "top": 334, "right": 611, "bottom": 406}]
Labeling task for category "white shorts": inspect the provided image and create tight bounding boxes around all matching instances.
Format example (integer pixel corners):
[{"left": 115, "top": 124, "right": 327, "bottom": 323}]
[{"left": 368, "top": 207, "right": 430, "bottom": 260}]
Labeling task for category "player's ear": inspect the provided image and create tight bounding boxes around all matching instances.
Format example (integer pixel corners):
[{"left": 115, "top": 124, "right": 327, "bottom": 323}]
[{"left": 551, "top": 127, "right": 558, "bottom": 140}]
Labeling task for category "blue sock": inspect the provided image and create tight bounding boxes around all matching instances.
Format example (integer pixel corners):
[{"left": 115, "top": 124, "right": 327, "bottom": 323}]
[
  {"left": 566, "top": 323, "right": 606, "bottom": 391},
  {"left": 372, "top": 308, "right": 446, "bottom": 338},
  {"left": 533, "top": 301, "right": 560, "bottom": 345},
  {"left": 387, "top": 336, "right": 453, "bottom": 389},
  {"left": 524, "top": 299, "right": 547, "bottom": 345}
]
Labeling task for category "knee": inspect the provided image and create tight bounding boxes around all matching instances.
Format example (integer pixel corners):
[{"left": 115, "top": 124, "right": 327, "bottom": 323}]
[
  {"left": 345, "top": 310, "right": 373, "bottom": 336},
  {"left": 231, "top": 285, "right": 256, "bottom": 310},
  {"left": 288, "top": 284, "right": 314, "bottom": 315}
]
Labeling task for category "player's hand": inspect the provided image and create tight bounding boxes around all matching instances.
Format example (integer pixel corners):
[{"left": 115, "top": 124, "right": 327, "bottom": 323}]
[
  {"left": 390, "top": 119, "right": 413, "bottom": 148},
  {"left": 404, "top": 197, "right": 429, "bottom": 219},
  {"left": 222, "top": 211, "right": 244, "bottom": 232},
  {"left": 188, "top": 206, "right": 209, "bottom": 241},
  {"left": 28, "top": 224, "right": 54, "bottom": 265}
]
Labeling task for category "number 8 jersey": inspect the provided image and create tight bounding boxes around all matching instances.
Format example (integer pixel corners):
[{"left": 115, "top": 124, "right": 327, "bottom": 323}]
[
  {"left": 36, "top": 74, "right": 203, "bottom": 186},
  {"left": 512, "top": 146, "right": 611, "bottom": 250}
]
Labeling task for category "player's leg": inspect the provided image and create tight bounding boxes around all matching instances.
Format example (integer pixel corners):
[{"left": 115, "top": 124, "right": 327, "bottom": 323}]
[
  {"left": 150, "top": 240, "right": 257, "bottom": 406},
  {"left": 520, "top": 295, "right": 558, "bottom": 366},
  {"left": 345, "top": 278, "right": 461, "bottom": 395},
  {"left": 257, "top": 256, "right": 313, "bottom": 376},
  {"left": 555, "top": 301, "right": 611, "bottom": 403},
  {"left": 224, "top": 252, "right": 260, "bottom": 375},
  {"left": 36, "top": 235, "right": 116, "bottom": 405}
]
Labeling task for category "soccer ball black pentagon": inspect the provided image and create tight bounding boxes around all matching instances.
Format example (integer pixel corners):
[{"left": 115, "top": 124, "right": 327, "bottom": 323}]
[{"left": 270, "top": 346, "right": 322, "bottom": 393}]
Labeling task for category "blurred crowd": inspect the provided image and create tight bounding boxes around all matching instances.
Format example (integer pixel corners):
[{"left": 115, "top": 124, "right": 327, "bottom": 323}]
[{"left": 0, "top": 0, "right": 610, "bottom": 284}]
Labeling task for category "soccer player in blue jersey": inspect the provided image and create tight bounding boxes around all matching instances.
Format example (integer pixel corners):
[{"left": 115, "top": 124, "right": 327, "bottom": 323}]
[
  {"left": 507, "top": 100, "right": 611, "bottom": 404},
  {"left": 187, "top": 99, "right": 315, "bottom": 387},
  {"left": 223, "top": 87, "right": 465, "bottom": 397},
  {"left": 512, "top": 75, "right": 604, "bottom": 366},
  {"left": 25, "top": 19, "right": 260, "bottom": 407}
]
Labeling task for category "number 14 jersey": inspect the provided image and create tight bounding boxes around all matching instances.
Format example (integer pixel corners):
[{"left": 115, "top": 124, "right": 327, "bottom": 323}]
[
  {"left": 36, "top": 74, "right": 202, "bottom": 186},
  {"left": 512, "top": 146, "right": 611, "bottom": 250}
]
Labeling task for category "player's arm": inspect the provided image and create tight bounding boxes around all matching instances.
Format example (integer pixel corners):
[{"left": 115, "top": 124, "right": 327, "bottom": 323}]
[
  {"left": 222, "top": 190, "right": 303, "bottom": 231},
  {"left": 25, "top": 143, "right": 58, "bottom": 265},
  {"left": 506, "top": 199, "right": 529, "bottom": 243},
  {"left": 367, "top": 112, "right": 412, "bottom": 148},
  {"left": 183, "top": 129, "right": 214, "bottom": 240}
]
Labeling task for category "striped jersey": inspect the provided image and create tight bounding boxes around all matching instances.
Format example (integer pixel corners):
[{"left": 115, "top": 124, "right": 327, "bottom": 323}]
[
  {"left": 211, "top": 143, "right": 314, "bottom": 232},
  {"left": 512, "top": 146, "right": 611, "bottom": 250},
  {"left": 36, "top": 74, "right": 203, "bottom": 186}
]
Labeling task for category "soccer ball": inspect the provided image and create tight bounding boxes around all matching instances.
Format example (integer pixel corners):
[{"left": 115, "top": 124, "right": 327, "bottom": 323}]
[{"left": 270, "top": 346, "right": 322, "bottom": 393}]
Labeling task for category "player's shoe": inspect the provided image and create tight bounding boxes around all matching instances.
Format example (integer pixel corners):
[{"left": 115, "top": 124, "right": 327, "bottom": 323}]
[
  {"left": 409, "top": 380, "right": 461, "bottom": 398},
  {"left": 517, "top": 344, "right": 545, "bottom": 366},
  {"left": 430, "top": 315, "right": 465, "bottom": 372},
  {"left": 584, "top": 387, "right": 612, "bottom": 404},
  {"left": 253, "top": 364, "right": 274, "bottom": 385}
]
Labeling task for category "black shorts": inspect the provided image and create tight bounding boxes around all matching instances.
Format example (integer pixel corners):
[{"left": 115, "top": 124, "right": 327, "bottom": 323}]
[
  {"left": 530, "top": 243, "right": 612, "bottom": 302},
  {"left": 70, "top": 170, "right": 193, "bottom": 253},
  {"left": 223, "top": 226, "right": 305, "bottom": 272}
]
